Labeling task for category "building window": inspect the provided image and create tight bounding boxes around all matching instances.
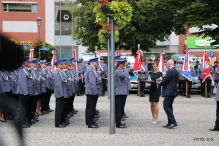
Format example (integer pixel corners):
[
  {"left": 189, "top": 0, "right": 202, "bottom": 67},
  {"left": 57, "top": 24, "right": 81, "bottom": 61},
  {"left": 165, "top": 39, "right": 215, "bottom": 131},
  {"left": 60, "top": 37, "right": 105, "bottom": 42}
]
[
  {"left": 55, "top": 24, "right": 59, "bottom": 30},
  {"left": 2, "top": 3, "right": 37, "bottom": 12},
  {"left": 64, "top": 24, "right": 69, "bottom": 30}
]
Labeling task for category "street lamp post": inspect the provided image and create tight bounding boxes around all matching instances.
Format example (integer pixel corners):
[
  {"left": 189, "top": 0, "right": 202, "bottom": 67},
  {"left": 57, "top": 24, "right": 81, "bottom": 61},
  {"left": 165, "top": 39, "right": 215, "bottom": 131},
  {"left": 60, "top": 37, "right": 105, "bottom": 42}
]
[{"left": 36, "top": 16, "right": 42, "bottom": 59}]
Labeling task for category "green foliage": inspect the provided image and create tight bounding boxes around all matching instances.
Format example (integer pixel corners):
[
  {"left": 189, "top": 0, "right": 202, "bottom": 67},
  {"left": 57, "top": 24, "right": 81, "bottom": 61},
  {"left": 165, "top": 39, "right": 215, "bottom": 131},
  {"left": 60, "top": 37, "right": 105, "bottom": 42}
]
[
  {"left": 93, "top": 0, "right": 132, "bottom": 27},
  {"left": 26, "top": 40, "right": 57, "bottom": 62},
  {"left": 98, "top": 29, "right": 119, "bottom": 43},
  {"left": 65, "top": 0, "right": 184, "bottom": 54}
]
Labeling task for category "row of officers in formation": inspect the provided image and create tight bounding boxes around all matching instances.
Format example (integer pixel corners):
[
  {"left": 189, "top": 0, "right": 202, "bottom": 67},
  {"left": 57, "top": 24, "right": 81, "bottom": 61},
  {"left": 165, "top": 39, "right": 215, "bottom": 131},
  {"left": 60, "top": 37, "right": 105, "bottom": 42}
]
[{"left": 0, "top": 54, "right": 217, "bottom": 129}]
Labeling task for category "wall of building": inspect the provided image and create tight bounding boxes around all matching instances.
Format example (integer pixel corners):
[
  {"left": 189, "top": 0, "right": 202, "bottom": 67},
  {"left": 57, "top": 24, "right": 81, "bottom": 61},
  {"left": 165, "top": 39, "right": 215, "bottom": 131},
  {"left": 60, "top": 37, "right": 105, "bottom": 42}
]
[{"left": 0, "top": 0, "right": 46, "bottom": 45}]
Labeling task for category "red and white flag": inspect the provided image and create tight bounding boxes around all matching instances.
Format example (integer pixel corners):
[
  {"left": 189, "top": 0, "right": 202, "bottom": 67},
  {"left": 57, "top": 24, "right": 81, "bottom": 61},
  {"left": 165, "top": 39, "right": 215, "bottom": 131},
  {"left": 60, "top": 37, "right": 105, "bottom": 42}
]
[
  {"left": 51, "top": 50, "right": 56, "bottom": 71},
  {"left": 94, "top": 51, "right": 100, "bottom": 58},
  {"left": 73, "top": 50, "right": 76, "bottom": 58},
  {"left": 183, "top": 50, "right": 190, "bottom": 71},
  {"left": 158, "top": 52, "right": 166, "bottom": 76},
  {"left": 202, "top": 50, "right": 214, "bottom": 85},
  {"left": 115, "top": 51, "right": 121, "bottom": 56},
  {"left": 133, "top": 50, "right": 142, "bottom": 79},
  {"left": 29, "top": 49, "right": 34, "bottom": 61}
]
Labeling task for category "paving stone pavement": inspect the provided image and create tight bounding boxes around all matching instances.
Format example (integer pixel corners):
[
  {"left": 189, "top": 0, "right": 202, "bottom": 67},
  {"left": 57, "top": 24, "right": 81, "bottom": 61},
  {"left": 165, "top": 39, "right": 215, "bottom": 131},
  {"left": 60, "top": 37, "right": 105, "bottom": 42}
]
[{"left": 0, "top": 93, "right": 219, "bottom": 146}]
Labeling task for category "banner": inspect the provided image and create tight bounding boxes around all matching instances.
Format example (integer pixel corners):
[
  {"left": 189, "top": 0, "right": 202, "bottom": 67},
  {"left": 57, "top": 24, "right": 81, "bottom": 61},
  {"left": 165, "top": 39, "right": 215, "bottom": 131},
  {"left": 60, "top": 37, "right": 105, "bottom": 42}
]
[
  {"left": 115, "top": 51, "right": 121, "bottom": 56},
  {"left": 29, "top": 49, "right": 34, "bottom": 61},
  {"left": 181, "top": 51, "right": 192, "bottom": 81},
  {"left": 94, "top": 51, "right": 100, "bottom": 58},
  {"left": 202, "top": 50, "right": 211, "bottom": 83},
  {"left": 158, "top": 52, "right": 166, "bottom": 76},
  {"left": 73, "top": 50, "right": 76, "bottom": 58},
  {"left": 51, "top": 50, "right": 56, "bottom": 71},
  {"left": 133, "top": 50, "right": 142, "bottom": 79}
]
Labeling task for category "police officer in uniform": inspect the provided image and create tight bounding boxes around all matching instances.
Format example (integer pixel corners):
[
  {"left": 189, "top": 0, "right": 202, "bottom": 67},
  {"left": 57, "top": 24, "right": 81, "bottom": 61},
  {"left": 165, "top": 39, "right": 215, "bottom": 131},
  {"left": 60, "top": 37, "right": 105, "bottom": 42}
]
[
  {"left": 177, "top": 61, "right": 186, "bottom": 96},
  {"left": 29, "top": 59, "right": 40, "bottom": 124},
  {"left": 214, "top": 61, "right": 219, "bottom": 84},
  {"left": 164, "top": 56, "right": 168, "bottom": 68},
  {"left": 185, "top": 64, "right": 195, "bottom": 98},
  {"left": 99, "top": 57, "right": 107, "bottom": 96},
  {"left": 139, "top": 59, "right": 149, "bottom": 97},
  {"left": 17, "top": 56, "right": 34, "bottom": 128},
  {"left": 115, "top": 59, "right": 130, "bottom": 128},
  {"left": 46, "top": 62, "right": 54, "bottom": 112},
  {"left": 194, "top": 61, "right": 199, "bottom": 74},
  {"left": 54, "top": 59, "right": 67, "bottom": 128},
  {"left": 85, "top": 57, "right": 102, "bottom": 128},
  {"left": 77, "top": 58, "right": 85, "bottom": 96}
]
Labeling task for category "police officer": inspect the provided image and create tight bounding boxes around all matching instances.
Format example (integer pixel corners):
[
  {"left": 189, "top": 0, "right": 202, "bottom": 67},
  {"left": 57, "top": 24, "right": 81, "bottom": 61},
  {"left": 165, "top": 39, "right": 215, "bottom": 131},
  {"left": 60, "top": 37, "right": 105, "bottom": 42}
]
[
  {"left": 115, "top": 59, "right": 129, "bottom": 128},
  {"left": 139, "top": 59, "right": 149, "bottom": 97},
  {"left": 214, "top": 61, "right": 219, "bottom": 84},
  {"left": 0, "top": 70, "right": 10, "bottom": 122},
  {"left": 70, "top": 58, "right": 79, "bottom": 114},
  {"left": 40, "top": 60, "right": 49, "bottom": 114},
  {"left": 46, "top": 62, "right": 54, "bottom": 112},
  {"left": 54, "top": 59, "right": 68, "bottom": 128},
  {"left": 77, "top": 58, "right": 85, "bottom": 96},
  {"left": 99, "top": 57, "right": 108, "bottom": 96},
  {"left": 17, "top": 56, "right": 34, "bottom": 128},
  {"left": 85, "top": 57, "right": 102, "bottom": 128},
  {"left": 176, "top": 61, "right": 186, "bottom": 96},
  {"left": 185, "top": 64, "right": 195, "bottom": 98},
  {"left": 164, "top": 56, "right": 168, "bottom": 68},
  {"left": 29, "top": 59, "right": 40, "bottom": 124},
  {"left": 194, "top": 61, "right": 199, "bottom": 74},
  {"left": 148, "top": 59, "right": 154, "bottom": 75},
  {"left": 198, "top": 59, "right": 214, "bottom": 97}
]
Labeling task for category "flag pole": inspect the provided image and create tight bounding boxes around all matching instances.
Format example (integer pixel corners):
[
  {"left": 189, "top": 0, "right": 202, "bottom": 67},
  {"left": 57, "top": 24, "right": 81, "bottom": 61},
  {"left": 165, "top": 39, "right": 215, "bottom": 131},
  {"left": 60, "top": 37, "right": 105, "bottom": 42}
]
[
  {"left": 137, "top": 44, "right": 141, "bottom": 96},
  {"left": 205, "top": 45, "right": 208, "bottom": 98},
  {"left": 186, "top": 81, "right": 188, "bottom": 97},
  {"left": 161, "top": 51, "right": 163, "bottom": 97}
]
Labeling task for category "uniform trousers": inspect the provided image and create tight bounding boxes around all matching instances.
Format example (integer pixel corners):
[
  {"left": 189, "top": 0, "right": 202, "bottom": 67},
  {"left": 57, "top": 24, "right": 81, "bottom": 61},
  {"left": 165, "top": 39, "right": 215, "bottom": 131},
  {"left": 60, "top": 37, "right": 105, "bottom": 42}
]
[
  {"left": 30, "top": 95, "right": 38, "bottom": 120},
  {"left": 201, "top": 78, "right": 211, "bottom": 95},
  {"left": 115, "top": 95, "right": 127, "bottom": 127},
  {"left": 163, "top": 96, "right": 176, "bottom": 125},
  {"left": 140, "top": 81, "right": 145, "bottom": 92},
  {"left": 102, "top": 79, "right": 107, "bottom": 92},
  {"left": 86, "top": 95, "right": 98, "bottom": 126},
  {"left": 178, "top": 80, "right": 185, "bottom": 94},
  {"left": 18, "top": 94, "right": 31, "bottom": 125},
  {"left": 41, "top": 92, "right": 48, "bottom": 112},
  {"left": 2, "top": 92, "right": 17, "bottom": 118},
  {"left": 78, "top": 79, "right": 84, "bottom": 94},
  {"left": 55, "top": 97, "right": 65, "bottom": 127},
  {"left": 215, "top": 101, "right": 219, "bottom": 128},
  {"left": 67, "top": 94, "right": 75, "bottom": 114},
  {"left": 184, "top": 80, "right": 192, "bottom": 95},
  {"left": 63, "top": 98, "right": 69, "bottom": 117},
  {"left": 45, "top": 89, "right": 52, "bottom": 111}
]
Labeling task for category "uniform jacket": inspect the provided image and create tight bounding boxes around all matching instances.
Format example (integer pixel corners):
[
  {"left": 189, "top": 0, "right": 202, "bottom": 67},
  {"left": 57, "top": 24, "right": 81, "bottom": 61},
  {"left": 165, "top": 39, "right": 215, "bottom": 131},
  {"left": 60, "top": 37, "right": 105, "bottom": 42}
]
[
  {"left": 29, "top": 67, "right": 41, "bottom": 96},
  {"left": 115, "top": 67, "right": 129, "bottom": 95},
  {"left": 17, "top": 65, "right": 34, "bottom": 95},
  {"left": 61, "top": 69, "right": 68, "bottom": 98},
  {"left": 99, "top": 63, "right": 107, "bottom": 79},
  {"left": 0, "top": 71, "right": 10, "bottom": 94},
  {"left": 5, "top": 71, "right": 17, "bottom": 93},
  {"left": 69, "top": 70, "right": 75, "bottom": 94},
  {"left": 140, "top": 64, "right": 149, "bottom": 80},
  {"left": 54, "top": 69, "right": 67, "bottom": 98},
  {"left": 78, "top": 64, "right": 85, "bottom": 80},
  {"left": 48, "top": 69, "right": 54, "bottom": 90},
  {"left": 40, "top": 68, "right": 48, "bottom": 93},
  {"left": 85, "top": 65, "right": 102, "bottom": 96},
  {"left": 64, "top": 69, "right": 73, "bottom": 97},
  {"left": 216, "top": 81, "right": 219, "bottom": 101},
  {"left": 176, "top": 66, "right": 186, "bottom": 80},
  {"left": 158, "top": 67, "right": 179, "bottom": 97},
  {"left": 72, "top": 66, "right": 79, "bottom": 92}
]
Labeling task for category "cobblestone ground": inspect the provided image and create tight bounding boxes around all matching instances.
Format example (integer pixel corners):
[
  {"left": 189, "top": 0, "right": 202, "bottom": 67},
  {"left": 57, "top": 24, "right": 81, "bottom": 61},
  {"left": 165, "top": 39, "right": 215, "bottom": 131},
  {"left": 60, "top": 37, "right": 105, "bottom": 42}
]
[{"left": 0, "top": 92, "right": 219, "bottom": 146}]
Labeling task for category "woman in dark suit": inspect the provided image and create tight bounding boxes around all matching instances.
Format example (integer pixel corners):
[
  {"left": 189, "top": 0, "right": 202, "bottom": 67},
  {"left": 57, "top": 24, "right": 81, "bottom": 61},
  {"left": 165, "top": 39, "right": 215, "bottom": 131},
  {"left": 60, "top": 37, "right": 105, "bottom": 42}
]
[{"left": 147, "top": 62, "right": 162, "bottom": 124}]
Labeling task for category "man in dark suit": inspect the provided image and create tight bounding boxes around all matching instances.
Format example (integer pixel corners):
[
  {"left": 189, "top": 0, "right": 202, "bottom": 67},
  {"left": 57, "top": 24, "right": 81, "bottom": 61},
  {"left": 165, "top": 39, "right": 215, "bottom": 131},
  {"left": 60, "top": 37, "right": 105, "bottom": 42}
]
[{"left": 157, "top": 59, "right": 179, "bottom": 129}]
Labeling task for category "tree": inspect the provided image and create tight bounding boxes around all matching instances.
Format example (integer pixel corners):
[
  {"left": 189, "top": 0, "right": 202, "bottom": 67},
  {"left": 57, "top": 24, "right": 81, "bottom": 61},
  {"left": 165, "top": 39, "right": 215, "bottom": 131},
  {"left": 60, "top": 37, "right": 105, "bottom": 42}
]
[
  {"left": 65, "top": 0, "right": 185, "bottom": 54},
  {"left": 172, "top": 0, "right": 219, "bottom": 46},
  {"left": 26, "top": 40, "right": 57, "bottom": 62}
]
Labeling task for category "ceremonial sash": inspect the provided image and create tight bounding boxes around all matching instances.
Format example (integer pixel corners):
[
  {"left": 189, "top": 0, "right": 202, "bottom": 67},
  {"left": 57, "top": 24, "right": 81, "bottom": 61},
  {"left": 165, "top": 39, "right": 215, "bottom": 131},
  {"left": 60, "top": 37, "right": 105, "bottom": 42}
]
[
  {"left": 99, "top": 64, "right": 106, "bottom": 75},
  {"left": 140, "top": 64, "right": 146, "bottom": 75}
]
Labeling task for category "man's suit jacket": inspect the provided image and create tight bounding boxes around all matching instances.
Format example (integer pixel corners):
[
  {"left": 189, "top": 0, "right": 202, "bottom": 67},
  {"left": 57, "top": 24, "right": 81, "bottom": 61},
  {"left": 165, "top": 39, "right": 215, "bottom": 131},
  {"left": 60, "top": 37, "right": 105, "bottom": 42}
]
[{"left": 158, "top": 67, "right": 179, "bottom": 97}]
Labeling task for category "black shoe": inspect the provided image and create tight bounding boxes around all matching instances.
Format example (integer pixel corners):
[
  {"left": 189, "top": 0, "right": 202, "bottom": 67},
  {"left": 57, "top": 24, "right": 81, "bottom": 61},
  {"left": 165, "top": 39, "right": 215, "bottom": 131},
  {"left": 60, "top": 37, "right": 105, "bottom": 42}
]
[
  {"left": 30, "top": 119, "right": 36, "bottom": 124},
  {"left": 93, "top": 118, "right": 99, "bottom": 122},
  {"left": 94, "top": 115, "right": 100, "bottom": 118},
  {"left": 165, "top": 124, "right": 176, "bottom": 129},
  {"left": 207, "top": 93, "right": 211, "bottom": 98},
  {"left": 67, "top": 114, "right": 73, "bottom": 118},
  {"left": 163, "top": 124, "right": 170, "bottom": 128},
  {"left": 5, "top": 116, "right": 14, "bottom": 120},
  {"left": 47, "top": 109, "right": 53, "bottom": 112},
  {"left": 209, "top": 127, "right": 219, "bottom": 131},
  {"left": 201, "top": 94, "right": 205, "bottom": 97},
  {"left": 74, "top": 109, "right": 78, "bottom": 113},
  {"left": 0, "top": 119, "right": 7, "bottom": 122},
  {"left": 88, "top": 124, "right": 99, "bottom": 128},
  {"left": 122, "top": 123, "right": 126, "bottom": 126},
  {"left": 186, "top": 95, "right": 191, "bottom": 98},
  {"left": 43, "top": 111, "right": 49, "bottom": 114},
  {"left": 77, "top": 93, "right": 80, "bottom": 96},
  {"left": 122, "top": 118, "right": 126, "bottom": 121},
  {"left": 116, "top": 125, "right": 127, "bottom": 128},
  {"left": 173, "top": 123, "right": 177, "bottom": 127},
  {"left": 56, "top": 124, "right": 65, "bottom": 128},
  {"left": 122, "top": 115, "right": 129, "bottom": 118},
  {"left": 22, "top": 124, "right": 30, "bottom": 128}
]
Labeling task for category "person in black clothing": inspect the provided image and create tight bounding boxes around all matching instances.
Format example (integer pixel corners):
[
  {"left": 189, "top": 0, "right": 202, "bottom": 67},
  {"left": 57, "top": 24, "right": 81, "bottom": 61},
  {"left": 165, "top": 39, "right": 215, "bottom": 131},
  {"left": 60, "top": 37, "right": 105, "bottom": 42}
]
[
  {"left": 194, "top": 61, "right": 199, "bottom": 74},
  {"left": 148, "top": 59, "right": 154, "bottom": 75},
  {"left": 213, "top": 61, "right": 218, "bottom": 72},
  {"left": 146, "top": 61, "right": 162, "bottom": 124}
]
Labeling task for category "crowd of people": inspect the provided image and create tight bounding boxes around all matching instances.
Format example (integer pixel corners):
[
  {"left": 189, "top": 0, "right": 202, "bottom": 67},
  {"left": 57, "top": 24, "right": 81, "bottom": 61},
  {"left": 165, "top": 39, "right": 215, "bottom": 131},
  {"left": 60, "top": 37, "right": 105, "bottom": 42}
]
[{"left": 0, "top": 54, "right": 218, "bottom": 131}]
